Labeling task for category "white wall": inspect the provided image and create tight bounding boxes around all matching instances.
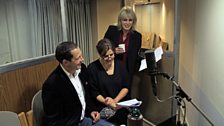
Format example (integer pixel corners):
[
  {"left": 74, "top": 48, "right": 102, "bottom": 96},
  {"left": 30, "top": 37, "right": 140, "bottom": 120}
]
[
  {"left": 179, "top": 0, "right": 224, "bottom": 125},
  {"left": 135, "top": 4, "right": 161, "bottom": 34},
  {"left": 90, "top": 0, "right": 121, "bottom": 60},
  {"left": 160, "top": 0, "right": 174, "bottom": 51},
  {"left": 96, "top": 0, "right": 121, "bottom": 40},
  {"left": 135, "top": 0, "right": 174, "bottom": 51}
]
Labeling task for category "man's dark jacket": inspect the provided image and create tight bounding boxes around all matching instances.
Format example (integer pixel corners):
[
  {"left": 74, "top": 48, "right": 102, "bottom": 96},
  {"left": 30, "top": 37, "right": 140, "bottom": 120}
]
[{"left": 42, "top": 64, "right": 93, "bottom": 126}]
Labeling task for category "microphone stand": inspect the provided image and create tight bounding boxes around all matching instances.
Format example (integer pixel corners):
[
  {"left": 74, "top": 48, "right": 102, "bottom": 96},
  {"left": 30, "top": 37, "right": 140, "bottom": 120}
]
[{"left": 151, "top": 72, "right": 214, "bottom": 126}]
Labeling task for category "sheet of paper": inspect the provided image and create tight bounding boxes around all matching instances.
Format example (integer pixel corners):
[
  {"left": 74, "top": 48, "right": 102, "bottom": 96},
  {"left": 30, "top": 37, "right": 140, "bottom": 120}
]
[
  {"left": 139, "top": 59, "right": 147, "bottom": 71},
  {"left": 117, "top": 99, "right": 142, "bottom": 107},
  {"left": 154, "top": 46, "right": 163, "bottom": 62}
]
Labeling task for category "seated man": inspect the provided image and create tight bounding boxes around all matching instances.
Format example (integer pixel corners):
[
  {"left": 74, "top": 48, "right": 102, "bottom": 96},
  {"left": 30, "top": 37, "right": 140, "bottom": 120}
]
[{"left": 42, "top": 41, "right": 114, "bottom": 126}]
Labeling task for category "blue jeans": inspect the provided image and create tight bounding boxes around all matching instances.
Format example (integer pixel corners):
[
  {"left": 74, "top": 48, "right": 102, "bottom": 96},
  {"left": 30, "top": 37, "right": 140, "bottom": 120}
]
[{"left": 78, "top": 117, "right": 115, "bottom": 126}]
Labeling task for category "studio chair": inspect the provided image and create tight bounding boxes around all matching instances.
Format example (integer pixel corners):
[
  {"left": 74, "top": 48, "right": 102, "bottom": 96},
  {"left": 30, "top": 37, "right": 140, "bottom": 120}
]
[
  {"left": 18, "top": 112, "right": 29, "bottom": 126},
  {"left": 31, "top": 90, "right": 44, "bottom": 126},
  {"left": 0, "top": 111, "right": 22, "bottom": 126}
]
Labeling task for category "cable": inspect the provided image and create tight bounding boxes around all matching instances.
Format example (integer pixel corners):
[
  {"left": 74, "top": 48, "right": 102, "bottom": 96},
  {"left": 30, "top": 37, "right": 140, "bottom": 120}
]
[{"left": 155, "top": 95, "right": 176, "bottom": 103}]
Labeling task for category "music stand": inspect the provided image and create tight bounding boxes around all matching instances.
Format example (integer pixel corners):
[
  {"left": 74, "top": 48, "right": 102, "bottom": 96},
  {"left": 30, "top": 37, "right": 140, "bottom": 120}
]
[{"left": 144, "top": 50, "right": 214, "bottom": 126}]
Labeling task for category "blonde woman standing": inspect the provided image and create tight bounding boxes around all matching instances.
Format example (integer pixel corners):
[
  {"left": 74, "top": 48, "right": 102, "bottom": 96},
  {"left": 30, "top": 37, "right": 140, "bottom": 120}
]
[{"left": 104, "top": 6, "right": 142, "bottom": 93}]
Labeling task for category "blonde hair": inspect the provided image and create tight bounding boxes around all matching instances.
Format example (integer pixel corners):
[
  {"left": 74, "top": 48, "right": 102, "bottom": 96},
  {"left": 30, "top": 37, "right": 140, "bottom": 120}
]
[{"left": 117, "top": 6, "right": 137, "bottom": 31}]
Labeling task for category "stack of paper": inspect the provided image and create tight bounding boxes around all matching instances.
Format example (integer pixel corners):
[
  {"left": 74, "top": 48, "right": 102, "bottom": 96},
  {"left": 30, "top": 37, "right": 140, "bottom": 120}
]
[{"left": 117, "top": 99, "right": 142, "bottom": 107}]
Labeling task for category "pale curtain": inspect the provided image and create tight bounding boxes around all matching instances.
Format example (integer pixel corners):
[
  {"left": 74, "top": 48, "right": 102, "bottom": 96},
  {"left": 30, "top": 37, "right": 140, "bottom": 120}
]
[
  {"left": 0, "top": 0, "right": 92, "bottom": 65},
  {"left": 0, "top": 0, "right": 33, "bottom": 63},
  {"left": 29, "top": 0, "right": 63, "bottom": 56},
  {"left": 66, "top": 0, "right": 93, "bottom": 64}
]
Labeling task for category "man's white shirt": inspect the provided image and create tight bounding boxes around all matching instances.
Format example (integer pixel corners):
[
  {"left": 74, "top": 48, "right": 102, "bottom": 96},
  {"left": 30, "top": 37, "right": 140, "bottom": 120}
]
[{"left": 60, "top": 65, "right": 86, "bottom": 120}]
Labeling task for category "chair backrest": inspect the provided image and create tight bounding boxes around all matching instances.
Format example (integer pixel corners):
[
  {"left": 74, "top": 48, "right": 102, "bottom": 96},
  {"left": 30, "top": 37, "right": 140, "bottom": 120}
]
[
  {"left": 18, "top": 112, "right": 29, "bottom": 126},
  {"left": 31, "top": 90, "right": 44, "bottom": 126},
  {"left": 0, "top": 111, "right": 22, "bottom": 126}
]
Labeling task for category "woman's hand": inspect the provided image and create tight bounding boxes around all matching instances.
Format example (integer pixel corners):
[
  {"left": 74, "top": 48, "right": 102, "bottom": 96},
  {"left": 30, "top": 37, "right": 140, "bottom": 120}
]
[
  {"left": 105, "top": 97, "right": 115, "bottom": 105},
  {"left": 115, "top": 47, "right": 125, "bottom": 54},
  {"left": 105, "top": 97, "right": 119, "bottom": 110}
]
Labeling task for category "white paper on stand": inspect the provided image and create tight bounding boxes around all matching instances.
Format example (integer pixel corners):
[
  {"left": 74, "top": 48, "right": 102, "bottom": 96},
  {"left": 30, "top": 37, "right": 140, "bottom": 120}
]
[
  {"left": 139, "top": 59, "right": 147, "bottom": 71},
  {"left": 154, "top": 46, "right": 163, "bottom": 62},
  {"left": 139, "top": 46, "right": 164, "bottom": 72},
  {"left": 117, "top": 99, "right": 142, "bottom": 107}
]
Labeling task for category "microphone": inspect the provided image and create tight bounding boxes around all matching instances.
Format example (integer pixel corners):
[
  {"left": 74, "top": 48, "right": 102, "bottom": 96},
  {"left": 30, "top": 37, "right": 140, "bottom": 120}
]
[
  {"left": 145, "top": 49, "right": 157, "bottom": 74},
  {"left": 145, "top": 49, "right": 158, "bottom": 96}
]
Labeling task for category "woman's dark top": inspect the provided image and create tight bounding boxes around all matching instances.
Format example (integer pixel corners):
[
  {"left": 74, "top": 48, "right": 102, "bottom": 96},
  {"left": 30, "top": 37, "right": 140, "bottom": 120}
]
[
  {"left": 88, "top": 60, "right": 130, "bottom": 125},
  {"left": 88, "top": 60, "right": 129, "bottom": 111}
]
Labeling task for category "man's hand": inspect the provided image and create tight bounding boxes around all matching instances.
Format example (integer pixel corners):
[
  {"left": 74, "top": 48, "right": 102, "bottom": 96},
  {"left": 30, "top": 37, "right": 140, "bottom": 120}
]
[{"left": 91, "top": 111, "right": 100, "bottom": 123}]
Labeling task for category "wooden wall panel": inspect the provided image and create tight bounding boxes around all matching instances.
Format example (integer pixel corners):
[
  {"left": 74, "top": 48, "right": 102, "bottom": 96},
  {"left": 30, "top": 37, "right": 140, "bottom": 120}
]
[{"left": 0, "top": 60, "right": 58, "bottom": 113}]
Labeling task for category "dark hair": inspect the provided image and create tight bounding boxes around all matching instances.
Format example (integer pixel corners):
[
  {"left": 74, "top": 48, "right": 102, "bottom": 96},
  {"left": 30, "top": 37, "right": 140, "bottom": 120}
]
[
  {"left": 96, "top": 38, "right": 115, "bottom": 57},
  {"left": 55, "top": 41, "right": 78, "bottom": 63}
]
